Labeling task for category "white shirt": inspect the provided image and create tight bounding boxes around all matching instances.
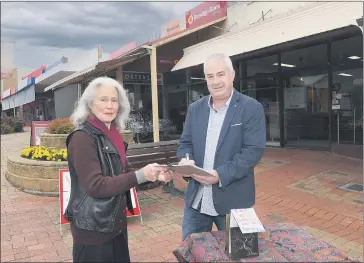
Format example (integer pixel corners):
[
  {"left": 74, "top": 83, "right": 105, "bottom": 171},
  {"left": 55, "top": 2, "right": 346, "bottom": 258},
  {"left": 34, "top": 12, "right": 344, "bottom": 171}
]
[{"left": 191, "top": 91, "right": 233, "bottom": 216}]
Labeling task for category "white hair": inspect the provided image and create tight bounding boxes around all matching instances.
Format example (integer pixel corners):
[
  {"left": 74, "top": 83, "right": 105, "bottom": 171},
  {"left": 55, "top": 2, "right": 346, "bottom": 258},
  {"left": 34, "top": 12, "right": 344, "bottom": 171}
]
[
  {"left": 203, "top": 53, "right": 234, "bottom": 73},
  {"left": 71, "top": 76, "right": 130, "bottom": 130}
]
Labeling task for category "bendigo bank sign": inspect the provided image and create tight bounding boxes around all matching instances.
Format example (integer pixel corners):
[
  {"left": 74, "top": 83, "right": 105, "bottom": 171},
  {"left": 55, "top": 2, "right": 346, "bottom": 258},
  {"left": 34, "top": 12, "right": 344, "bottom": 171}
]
[{"left": 185, "top": 1, "right": 227, "bottom": 29}]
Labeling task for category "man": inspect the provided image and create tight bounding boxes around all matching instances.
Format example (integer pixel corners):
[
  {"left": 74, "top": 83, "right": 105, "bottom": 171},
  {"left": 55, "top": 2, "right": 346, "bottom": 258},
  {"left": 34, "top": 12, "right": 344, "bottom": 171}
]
[{"left": 176, "top": 53, "right": 266, "bottom": 240}]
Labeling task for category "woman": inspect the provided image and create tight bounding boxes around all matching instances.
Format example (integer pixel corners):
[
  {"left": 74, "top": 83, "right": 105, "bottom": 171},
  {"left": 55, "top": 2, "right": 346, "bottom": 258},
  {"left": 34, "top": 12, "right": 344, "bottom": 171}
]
[{"left": 65, "top": 77, "right": 172, "bottom": 263}]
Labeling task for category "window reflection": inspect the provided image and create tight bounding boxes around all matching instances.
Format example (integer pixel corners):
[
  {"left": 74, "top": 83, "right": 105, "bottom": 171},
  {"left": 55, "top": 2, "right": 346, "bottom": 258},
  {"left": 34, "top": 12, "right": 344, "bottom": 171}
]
[
  {"left": 331, "top": 35, "right": 363, "bottom": 145},
  {"left": 246, "top": 55, "right": 280, "bottom": 146}
]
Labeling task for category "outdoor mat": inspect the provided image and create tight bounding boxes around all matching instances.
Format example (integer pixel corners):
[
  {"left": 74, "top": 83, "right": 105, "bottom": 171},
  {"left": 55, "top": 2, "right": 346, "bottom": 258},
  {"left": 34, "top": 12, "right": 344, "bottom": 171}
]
[{"left": 172, "top": 223, "right": 358, "bottom": 262}]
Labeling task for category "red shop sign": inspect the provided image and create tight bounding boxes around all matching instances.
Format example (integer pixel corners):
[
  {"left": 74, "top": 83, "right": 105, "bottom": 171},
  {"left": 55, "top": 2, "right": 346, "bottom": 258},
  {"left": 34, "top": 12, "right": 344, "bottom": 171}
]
[{"left": 185, "top": 1, "right": 227, "bottom": 29}]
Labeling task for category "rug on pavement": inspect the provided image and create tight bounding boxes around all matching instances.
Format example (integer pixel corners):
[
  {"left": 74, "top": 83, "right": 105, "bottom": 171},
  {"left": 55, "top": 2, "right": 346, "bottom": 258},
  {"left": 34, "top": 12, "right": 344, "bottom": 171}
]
[{"left": 173, "top": 223, "right": 357, "bottom": 262}]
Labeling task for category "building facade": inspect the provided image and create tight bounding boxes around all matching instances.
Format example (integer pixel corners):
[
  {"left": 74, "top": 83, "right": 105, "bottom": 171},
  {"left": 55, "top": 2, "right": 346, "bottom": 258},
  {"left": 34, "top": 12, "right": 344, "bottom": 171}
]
[
  {"left": 1, "top": 57, "right": 74, "bottom": 124},
  {"left": 40, "top": 1, "right": 363, "bottom": 156},
  {"left": 172, "top": 1, "right": 363, "bottom": 154}
]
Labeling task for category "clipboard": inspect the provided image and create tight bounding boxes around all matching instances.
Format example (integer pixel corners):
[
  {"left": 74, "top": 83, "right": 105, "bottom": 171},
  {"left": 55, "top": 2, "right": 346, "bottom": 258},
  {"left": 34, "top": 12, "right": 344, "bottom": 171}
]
[{"left": 166, "top": 164, "right": 215, "bottom": 177}]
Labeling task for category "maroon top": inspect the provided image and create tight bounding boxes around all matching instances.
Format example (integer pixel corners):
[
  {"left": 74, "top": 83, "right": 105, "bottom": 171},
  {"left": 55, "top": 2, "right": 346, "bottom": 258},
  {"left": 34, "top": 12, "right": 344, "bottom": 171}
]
[
  {"left": 68, "top": 118, "right": 138, "bottom": 245},
  {"left": 87, "top": 116, "right": 126, "bottom": 167}
]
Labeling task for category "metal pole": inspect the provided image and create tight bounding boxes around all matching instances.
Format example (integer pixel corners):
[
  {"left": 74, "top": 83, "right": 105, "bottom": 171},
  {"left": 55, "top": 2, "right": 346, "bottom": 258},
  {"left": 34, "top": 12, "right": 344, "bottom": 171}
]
[
  {"left": 353, "top": 106, "right": 356, "bottom": 144},
  {"left": 77, "top": 84, "right": 82, "bottom": 99},
  {"left": 337, "top": 112, "right": 340, "bottom": 144}
]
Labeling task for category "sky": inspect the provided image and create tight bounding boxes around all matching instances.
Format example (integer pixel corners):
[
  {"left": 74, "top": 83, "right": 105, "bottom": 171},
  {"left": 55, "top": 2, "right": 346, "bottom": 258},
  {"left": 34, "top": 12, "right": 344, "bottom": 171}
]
[{"left": 1, "top": 1, "right": 199, "bottom": 73}]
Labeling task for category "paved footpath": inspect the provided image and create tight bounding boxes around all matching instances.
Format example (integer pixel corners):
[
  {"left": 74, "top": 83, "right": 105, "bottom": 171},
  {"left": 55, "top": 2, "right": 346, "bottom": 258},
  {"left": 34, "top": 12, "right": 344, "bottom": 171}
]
[{"left": 1, "top": 130, "right": 363, "bottom": 262}]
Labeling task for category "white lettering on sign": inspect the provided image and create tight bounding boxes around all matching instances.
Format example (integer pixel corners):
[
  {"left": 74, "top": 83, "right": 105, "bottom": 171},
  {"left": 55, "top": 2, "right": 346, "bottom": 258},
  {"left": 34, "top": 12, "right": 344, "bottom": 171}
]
[
  {"left": 194, "top": 4, "right": 221, "bottom": 21},
  {"left": 230, "top": 208, "right": 265, "bottom": 234}
]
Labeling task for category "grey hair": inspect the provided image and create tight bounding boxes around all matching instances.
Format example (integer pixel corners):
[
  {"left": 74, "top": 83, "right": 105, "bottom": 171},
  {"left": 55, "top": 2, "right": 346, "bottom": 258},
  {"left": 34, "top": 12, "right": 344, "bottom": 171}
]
[
  {"left": 203, "top": 53, "right": 234, "bottom": 73},
  {"left": 70, "top": 76, "right": 130, "bottom": 130}
]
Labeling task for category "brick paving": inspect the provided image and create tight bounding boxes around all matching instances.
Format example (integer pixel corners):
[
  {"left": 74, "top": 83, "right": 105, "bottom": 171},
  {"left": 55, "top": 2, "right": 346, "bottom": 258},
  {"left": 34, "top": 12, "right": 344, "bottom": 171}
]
[{"left": 1, "top": 130, "right": 363, "bottom": 262}]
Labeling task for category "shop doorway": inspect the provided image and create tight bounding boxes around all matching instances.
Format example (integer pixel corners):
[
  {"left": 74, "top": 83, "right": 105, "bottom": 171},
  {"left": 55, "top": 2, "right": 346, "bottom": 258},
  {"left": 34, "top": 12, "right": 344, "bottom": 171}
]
[
  {"left": 283, "top": 74, "right": 330, "bottom": 149},
  {"left": 188, "top": 80, "right": 209, "bottom": 104},
  {"left": 245, "top": 55, "right": 281, "bottom": 147},
  {"left": 281, "top": 44, "right": 330, "bottom": 150}
]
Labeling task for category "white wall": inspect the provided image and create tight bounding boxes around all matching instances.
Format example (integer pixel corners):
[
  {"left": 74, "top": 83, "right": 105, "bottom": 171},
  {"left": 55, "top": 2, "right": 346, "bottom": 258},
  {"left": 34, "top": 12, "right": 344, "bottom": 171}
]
[
  {"left": 54, "top": 84, "right": 78, "bottom": 118},
  {"left": 226, "top": 1, "right": 316, "bottom": 33}
]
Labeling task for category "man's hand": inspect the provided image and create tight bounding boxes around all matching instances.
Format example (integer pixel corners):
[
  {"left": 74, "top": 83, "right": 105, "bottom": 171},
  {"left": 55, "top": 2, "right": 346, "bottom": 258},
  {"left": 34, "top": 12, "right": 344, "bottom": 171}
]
[
  {"left": 190, "top": 170, "right": 219, "bottom": 185},
  {"left": 177, "top": 158, "right": 195, "bottom": 180}
]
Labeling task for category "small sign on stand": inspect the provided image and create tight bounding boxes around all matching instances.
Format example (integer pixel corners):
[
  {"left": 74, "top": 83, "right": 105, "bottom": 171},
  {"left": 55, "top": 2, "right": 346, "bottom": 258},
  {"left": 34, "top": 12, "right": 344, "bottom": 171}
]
[
  {"left": 226, "top": 208, "right": 265, "bottom": 260},
  {"left": 126, "top": 187, "right": 143, "bottom": 224},
  {"left": 58, "top": 169, "right": 143, "bottom": 236},
  {"left": 30, "top": 121, "right": 50, "bottom": 146}
]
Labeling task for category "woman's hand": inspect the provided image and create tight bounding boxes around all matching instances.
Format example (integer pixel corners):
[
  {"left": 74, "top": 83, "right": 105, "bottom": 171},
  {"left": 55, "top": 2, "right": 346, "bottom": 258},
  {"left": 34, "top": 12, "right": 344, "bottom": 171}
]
[
  {"left": 142, "top": 163, "right": 169, "bottom": 182},
  {"left": 157, "top": 170, "right": 174, "bottom": 183}
]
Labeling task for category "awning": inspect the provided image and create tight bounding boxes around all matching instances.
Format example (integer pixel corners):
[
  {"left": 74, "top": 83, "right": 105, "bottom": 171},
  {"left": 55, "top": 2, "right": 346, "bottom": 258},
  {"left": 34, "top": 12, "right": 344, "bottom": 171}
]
[
  {"left": 172, "top": 2, "right": 363, "bottom": 71},
  {"left": 43, "top": 65, "right": 96, "bottom": 92},
  {"left": 44, "top": 48, "right": 150, "bottom": 92},
  {"left": 152, "top": 16, "right": 227, "bottom": 48},
  {"left": 2, "top": 84, "right": 35, "bottom": 110}
]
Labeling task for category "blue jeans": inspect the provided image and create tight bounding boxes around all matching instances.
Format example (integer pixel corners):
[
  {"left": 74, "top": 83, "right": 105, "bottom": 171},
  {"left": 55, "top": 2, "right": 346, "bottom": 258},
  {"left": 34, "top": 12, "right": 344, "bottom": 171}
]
[{"left": 182, "top": 206, "right": 226, "bottom": 241}]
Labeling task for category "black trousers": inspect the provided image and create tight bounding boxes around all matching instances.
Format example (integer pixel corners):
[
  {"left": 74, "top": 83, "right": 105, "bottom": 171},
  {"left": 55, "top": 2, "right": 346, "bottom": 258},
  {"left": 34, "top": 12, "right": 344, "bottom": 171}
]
[{"left": 73, "top": 230, "right": 130, "bottom": 263}]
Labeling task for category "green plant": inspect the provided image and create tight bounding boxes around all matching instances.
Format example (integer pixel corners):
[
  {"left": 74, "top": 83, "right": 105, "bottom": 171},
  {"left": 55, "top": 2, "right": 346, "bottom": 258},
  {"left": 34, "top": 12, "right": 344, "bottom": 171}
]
[
  {"left": 0, "top": 116, "right": 24, "bottom": 134},
  {"left": 13, "top": 121, "right": 23, "bottom": 132},
  {"left": 55, "top": 123, "right": 75, "bottom": 134},
  {"left": 47, "top": 118, "right": 75, "bottom": 134},
  {"left": 1, "top": 124, "right": 12, "bottom": 134}
]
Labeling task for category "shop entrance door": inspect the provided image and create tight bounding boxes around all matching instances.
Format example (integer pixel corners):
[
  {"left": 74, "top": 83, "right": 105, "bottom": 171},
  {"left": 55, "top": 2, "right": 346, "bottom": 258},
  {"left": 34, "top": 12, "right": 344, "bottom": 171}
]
[{"left": 283, "top": 75, "right": 330, "bottom": 150}]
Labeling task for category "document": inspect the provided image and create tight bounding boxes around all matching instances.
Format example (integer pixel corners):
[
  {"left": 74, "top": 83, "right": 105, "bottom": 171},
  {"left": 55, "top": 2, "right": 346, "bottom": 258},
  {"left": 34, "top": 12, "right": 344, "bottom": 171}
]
[
  {"left": 165, "top": 164, "right": 215, "bottom": 177},
  {"left": 230, "top": 208, "right": 266, "bottom": 234}
]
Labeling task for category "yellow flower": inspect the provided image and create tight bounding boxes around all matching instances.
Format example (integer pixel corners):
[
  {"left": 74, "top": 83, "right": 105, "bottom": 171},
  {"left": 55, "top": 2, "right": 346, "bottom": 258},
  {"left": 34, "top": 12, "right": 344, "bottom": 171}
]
[{"left": 20, "top": 146, "right": 68, "bottom": 161}]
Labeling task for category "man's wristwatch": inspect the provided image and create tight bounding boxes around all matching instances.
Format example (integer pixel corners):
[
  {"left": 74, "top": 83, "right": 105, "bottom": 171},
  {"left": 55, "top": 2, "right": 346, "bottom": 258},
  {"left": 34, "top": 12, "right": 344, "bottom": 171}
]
[{"left": 183, "top": 176, "right": 191, "bottom": 182}]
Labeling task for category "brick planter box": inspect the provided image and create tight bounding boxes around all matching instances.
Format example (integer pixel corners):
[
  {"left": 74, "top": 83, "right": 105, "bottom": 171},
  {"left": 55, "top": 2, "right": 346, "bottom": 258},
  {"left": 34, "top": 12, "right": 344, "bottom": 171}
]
[
  {"left": 6, "top": 153, "right": 68, "bottom": 196},
  {"left": 40, "top": 133, "right": 68, "bottom": 149}
]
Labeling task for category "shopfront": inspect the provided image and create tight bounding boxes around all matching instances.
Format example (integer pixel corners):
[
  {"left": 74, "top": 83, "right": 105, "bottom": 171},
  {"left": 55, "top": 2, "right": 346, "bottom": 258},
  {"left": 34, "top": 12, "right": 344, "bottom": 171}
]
[
  {"left": 96, "top": 68, "right": 171, "bottom": 143},
  {"left": 232, "top": 33, "right": 363, "bottom": 150},
  {"left": 2, "top": 84, "right": 36, "bottom": 121},
  {"left": 172, "top": 2, "right": 363, "bottom": 150},
  {"left": 120, "top": 71, "right": 168, "bottom": 143}
]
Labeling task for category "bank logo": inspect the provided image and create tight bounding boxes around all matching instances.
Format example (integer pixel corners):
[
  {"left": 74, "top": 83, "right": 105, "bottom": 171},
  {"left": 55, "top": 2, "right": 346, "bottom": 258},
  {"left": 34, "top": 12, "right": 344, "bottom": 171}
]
[
  {"left": 189, "top": 3, "right": 221, "bottom": 26},
  {"left": 187, "top": 14, "right": 194, "bottom": 25}
]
